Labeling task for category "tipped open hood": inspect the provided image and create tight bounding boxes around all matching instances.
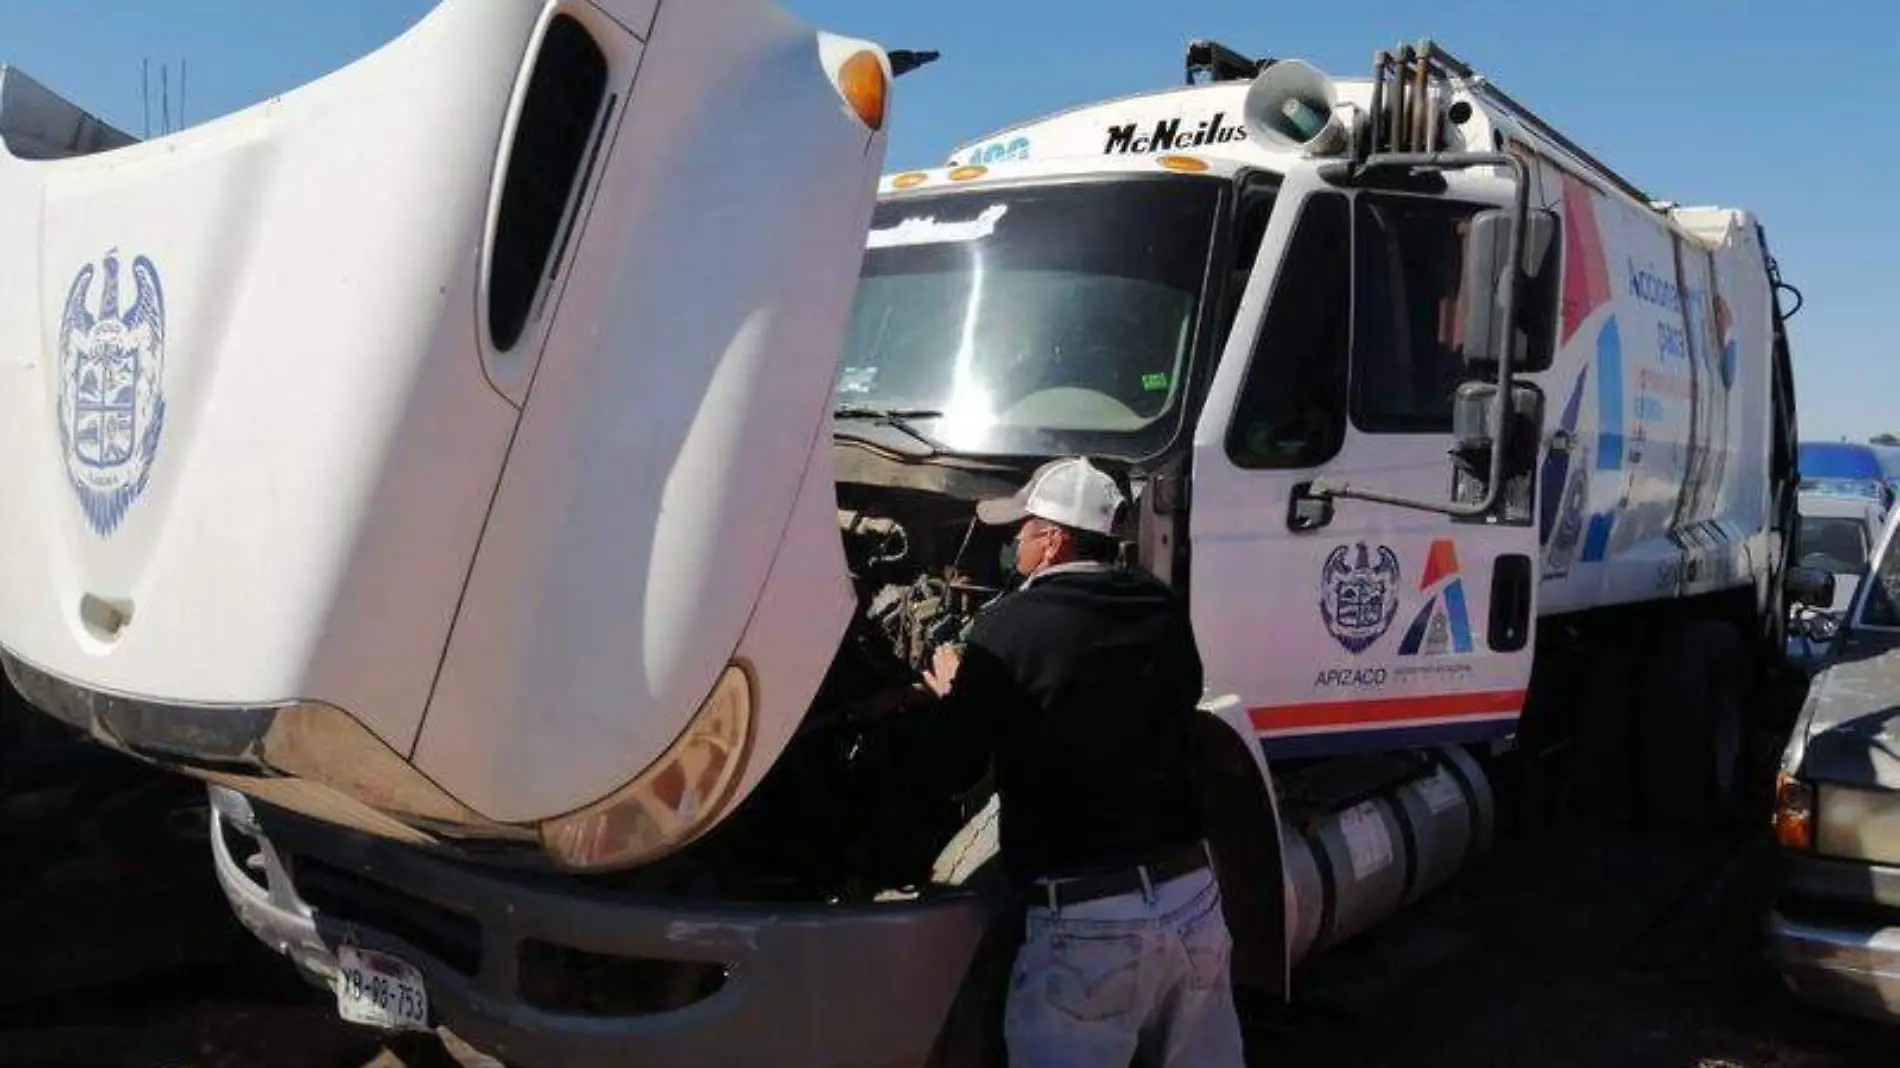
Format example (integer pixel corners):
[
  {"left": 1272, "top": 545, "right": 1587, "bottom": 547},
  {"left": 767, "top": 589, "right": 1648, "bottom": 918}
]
[{"left": 0, "top": 0, "right": 888, "bottom": 844}]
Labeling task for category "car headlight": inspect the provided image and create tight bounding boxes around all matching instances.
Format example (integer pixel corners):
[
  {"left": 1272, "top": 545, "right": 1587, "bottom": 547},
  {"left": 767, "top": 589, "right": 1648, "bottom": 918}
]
[
  {"left": 537, "top": 662, "right": 756, "bottom": 872},
  {"left": 1816, "top": 784, "right": 1900, "bottom": 866}
]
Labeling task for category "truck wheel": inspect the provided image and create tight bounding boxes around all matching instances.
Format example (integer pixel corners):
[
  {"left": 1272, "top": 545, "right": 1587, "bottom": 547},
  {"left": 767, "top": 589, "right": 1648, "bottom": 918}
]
[
  {"left": 1635, "top": 619, "right": 1750, "bottom": 833},
  {"left": 1566, "top": 640, "right": 1641, "bottom": 830},
  {"left": 930, "top": 793, "right": 1000, "bottom": 887},
  {"left": 923, "top": 796, "right": 1009, "bottom": 1068}
]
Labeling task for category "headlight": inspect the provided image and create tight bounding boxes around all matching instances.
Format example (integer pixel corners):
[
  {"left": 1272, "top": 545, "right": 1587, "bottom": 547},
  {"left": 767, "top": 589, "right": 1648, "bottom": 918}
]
[
  {"left": 1816, "top": 783, "right": 1900, "bottom": 865},
  {"left": 538, "top": 662, "right": 756, "bottom": 871}
]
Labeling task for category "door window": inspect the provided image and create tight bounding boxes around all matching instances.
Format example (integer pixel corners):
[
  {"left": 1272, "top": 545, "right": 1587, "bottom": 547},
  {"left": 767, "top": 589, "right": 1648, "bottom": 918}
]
[
  {"left": 1350, "top": 194, "right": 1485, "bottom": 433},
  {"left": 1224, "top": 192, "right": 1350, "bottom": 470}
]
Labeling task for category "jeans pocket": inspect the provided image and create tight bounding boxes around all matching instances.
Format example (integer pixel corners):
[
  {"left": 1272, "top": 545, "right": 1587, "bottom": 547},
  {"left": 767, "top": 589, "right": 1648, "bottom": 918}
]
[
  {"left": 1032, "top": 932, "right": 1146, "bottom": 1023},
  {"left": 1177, "top": 892, "right": 1233, "bottom": 992}
]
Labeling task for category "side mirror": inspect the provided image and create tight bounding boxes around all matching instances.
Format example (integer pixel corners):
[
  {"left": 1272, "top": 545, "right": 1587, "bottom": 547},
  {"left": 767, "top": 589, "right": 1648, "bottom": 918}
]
[
  {"left": 1461, "top": 207, "right": 1559, "bottom": 372},
  {"left": 1448, "top": 381, "right": 1544, "bottom": 523},
  {"left": 1786, "top": 565, "right": 1837, "bottom": 610},
  {"left": 1451, "top": 381, "right": 1545, "bottom": 450}
]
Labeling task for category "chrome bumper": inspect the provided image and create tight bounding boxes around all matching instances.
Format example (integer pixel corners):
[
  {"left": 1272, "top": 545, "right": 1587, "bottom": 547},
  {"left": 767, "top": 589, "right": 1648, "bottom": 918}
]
[
  {"left": 9, "top": 648, "right": 525, "bottom": 847},
  {"left": 208, "top": 785, "right": 996, "bottom": 1068},
  {"left": 1768, "top": 907, "right": 1900, "bottom": 1021},
  {"left": 209, "top": 786, "right": 338, "bottom": 987}
]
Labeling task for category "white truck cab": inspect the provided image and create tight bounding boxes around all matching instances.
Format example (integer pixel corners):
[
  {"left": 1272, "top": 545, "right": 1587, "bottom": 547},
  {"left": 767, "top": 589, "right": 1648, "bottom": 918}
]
[
  {"left": 0, "top": 24, "right": 1808, "bottom": 1068},
  {"left": 0, "top": 0, "right": 894, "bottom": 862}
]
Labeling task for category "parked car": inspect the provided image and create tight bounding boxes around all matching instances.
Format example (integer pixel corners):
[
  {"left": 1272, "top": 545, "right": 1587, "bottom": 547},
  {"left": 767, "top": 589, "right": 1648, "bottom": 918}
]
[
  {"left": 1768, "top": 500, "right": 1900, "bottom": 1021},
  {"left": 1787, "top": 492, "right": 1888, "bottom": 673},
  {"left": 1870, "top": 442, "right": 1900, "bottom": 499},
  {"left": 1800, "top": 441, "right": 1895, "bottom": 511}
]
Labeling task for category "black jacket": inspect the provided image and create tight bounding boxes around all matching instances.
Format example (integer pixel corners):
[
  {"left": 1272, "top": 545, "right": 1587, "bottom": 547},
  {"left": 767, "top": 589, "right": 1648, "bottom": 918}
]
[{"left": 924, "top": 561, "right": 1207, "bottom": 884}]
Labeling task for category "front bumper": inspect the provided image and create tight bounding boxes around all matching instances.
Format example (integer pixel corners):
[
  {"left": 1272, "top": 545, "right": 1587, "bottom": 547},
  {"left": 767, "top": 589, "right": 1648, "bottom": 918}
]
[
  {"left": 208, "top": 786, "right": 993, "bottom": 1068},
  {"left": 1768, "top": 853, "right": 1900, "bottom": 1022},
  {"left": 210, "top": 786, "right": 330, "bottom": 987},
  {"left": 1768, "top": 908, "right": 1900, "bottom": 1022}
]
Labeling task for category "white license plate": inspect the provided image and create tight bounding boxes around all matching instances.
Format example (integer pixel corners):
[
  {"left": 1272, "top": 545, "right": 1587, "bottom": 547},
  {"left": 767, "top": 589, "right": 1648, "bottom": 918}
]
[{"left": 334, "top": 945, "right": 431, "bottom": 1033}]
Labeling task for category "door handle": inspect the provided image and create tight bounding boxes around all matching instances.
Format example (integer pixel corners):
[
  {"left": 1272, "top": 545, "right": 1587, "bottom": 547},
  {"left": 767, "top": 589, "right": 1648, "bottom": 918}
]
[
  {"left": 1488, "top": 553, "right": 1533, "bottom": 652},
  {"left": 1286, "top": 481, "right": 1335, "bottom": 533}
]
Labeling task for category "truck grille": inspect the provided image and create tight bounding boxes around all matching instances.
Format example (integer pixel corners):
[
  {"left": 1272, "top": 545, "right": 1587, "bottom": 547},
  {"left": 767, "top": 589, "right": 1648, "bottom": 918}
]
[{"left": 518, "top": 938, "right": 729, "bottom": 1017}]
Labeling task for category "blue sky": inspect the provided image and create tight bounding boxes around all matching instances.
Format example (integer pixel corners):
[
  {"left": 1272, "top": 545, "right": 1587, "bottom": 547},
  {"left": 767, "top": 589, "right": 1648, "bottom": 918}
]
[{"left": 1, "top": 0, "right": 1890, "bottom": 440}]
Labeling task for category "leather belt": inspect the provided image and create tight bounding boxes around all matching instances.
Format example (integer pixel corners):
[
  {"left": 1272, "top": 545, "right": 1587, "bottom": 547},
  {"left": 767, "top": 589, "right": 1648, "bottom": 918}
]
[{"left": 1034, "top": 840, "right": 1212, "bottom": 910}]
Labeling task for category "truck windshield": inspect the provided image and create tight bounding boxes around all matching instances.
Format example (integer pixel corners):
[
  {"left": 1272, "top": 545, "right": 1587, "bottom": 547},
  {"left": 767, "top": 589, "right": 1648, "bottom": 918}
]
[{"left": 837, "top": 177, "right": 1222, "bottom": 460}]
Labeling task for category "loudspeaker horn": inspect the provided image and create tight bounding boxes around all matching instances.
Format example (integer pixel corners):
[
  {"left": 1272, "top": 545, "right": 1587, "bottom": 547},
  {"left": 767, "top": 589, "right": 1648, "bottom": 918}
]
[{"left": 1243, "top": 59, "right": 1351, "bottom": 157}]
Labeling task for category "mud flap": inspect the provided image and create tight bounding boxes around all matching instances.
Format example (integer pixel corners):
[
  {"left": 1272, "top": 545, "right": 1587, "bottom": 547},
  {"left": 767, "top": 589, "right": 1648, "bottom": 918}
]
[{"left": 1191, "top": 698, "right": 1290, "bottom": 1000}]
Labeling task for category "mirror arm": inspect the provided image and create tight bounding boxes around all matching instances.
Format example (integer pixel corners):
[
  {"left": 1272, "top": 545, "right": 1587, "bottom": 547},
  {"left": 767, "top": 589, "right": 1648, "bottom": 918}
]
[{"left": 1312, "top": 150, "right": 1530, "bottom": 518}]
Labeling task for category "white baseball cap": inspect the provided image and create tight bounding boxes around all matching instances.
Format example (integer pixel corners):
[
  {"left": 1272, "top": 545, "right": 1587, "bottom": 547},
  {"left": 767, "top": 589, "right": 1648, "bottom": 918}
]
[{"left": 976, "top": 456, "right": 1128, "bottom": 537}]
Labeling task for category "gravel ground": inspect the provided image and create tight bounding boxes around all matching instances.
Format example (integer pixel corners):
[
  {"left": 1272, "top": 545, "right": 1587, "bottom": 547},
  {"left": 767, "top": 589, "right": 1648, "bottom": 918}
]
[{"left": 0, "top": 756, "right": 1894, "bottom": 1067}]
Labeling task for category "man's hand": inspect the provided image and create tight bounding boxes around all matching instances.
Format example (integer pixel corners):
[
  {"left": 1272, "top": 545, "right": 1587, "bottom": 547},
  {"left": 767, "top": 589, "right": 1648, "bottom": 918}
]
[{"left": 923, "top": 643, "right": 962, "bottom": 697}]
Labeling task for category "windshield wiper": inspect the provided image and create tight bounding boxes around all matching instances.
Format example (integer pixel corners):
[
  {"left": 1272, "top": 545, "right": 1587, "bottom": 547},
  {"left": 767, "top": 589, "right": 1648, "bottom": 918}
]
[{"left": 832, "top": 405, "right": 949, "bottom": 454}]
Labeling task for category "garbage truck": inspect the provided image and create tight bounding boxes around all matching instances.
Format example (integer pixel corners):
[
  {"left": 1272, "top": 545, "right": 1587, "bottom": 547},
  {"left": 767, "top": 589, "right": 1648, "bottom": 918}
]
[{"left": 0, "top": 1, "right": 1821, "bottom": 1064}]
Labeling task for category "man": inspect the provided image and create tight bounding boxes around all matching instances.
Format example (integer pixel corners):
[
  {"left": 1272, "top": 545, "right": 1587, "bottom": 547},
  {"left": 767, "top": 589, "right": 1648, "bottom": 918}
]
[{"left": 919, "top": 455, "right": 1245, "bottom": 1068}]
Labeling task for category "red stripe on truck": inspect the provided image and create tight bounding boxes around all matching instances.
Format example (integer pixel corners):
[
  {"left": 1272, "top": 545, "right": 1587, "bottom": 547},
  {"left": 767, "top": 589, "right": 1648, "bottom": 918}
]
[{"left": 1249, "top": 689, "right": 1527, "bottom": 733}]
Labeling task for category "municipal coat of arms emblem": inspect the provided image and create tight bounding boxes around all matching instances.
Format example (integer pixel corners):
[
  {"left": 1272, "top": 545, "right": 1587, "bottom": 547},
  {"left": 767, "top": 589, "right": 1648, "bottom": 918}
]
[
  {"left": 55, "top": 251, "right": 167, "bottom": 537},
  {"left": 1320, "top": 542, "right": 1401, "bottom": 654}
]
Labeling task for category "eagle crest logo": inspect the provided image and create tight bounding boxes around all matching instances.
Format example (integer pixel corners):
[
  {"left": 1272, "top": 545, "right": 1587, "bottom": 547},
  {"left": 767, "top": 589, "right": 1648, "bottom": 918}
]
[
  {"left": 55, "top": 251, "right": 167, "bottom": 537},
  {"left": 1320, "top": 542, "right": 1401, "bottom": 654}
]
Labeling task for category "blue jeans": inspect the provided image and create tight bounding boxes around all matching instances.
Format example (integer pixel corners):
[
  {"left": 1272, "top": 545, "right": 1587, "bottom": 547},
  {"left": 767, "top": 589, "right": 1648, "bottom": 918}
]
[{"left": 1005, "top": 859, "right": 1246, "bottom": 1068}]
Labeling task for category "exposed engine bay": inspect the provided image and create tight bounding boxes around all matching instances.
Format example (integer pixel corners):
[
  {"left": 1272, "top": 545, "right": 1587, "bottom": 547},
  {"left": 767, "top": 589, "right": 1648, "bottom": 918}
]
[
  {"left": 595, "top": 459, "right": 1029, "bottom": 903},
  {"left": 845, "top": 497, "right": 1004, "bottom": 680}
]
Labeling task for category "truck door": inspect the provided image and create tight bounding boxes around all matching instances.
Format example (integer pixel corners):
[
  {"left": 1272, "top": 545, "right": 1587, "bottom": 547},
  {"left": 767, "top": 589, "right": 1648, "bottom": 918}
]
[{"left": 1189, "top": 175, "right": 1544, "bottom": 761}]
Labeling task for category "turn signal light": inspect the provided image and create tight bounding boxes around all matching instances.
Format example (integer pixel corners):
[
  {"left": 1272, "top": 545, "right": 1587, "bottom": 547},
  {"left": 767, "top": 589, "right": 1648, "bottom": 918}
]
[
  {"left": 1773, "top": 772, "right": 1814, "bottom": 851},
  {"left": 836, "top": 50, "right": 888, "bottom": 131},
  {"left": 1157, "top": 154, "right": 1210, "bottom": 172},
  {"left": 538, "top": 663, "right": 756, "bottom": 871}
]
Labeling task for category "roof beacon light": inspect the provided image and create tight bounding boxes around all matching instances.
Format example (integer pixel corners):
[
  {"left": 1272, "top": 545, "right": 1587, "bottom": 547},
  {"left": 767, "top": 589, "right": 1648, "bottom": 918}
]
[{"left": 1244, "top": 58, "right": 1355, "bottom": 158}]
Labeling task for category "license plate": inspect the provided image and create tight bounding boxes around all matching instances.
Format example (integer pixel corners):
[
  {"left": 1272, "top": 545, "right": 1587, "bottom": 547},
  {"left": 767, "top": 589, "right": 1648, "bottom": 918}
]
[{"left": 333, "top": 945, "right": 431, "bottom": 1032}]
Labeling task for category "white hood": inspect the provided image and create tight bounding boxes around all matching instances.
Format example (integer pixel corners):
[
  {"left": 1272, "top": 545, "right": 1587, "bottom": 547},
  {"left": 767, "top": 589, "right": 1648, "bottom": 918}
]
[{"left": 0, "top": 0, "right": 885, "bottom": 839}]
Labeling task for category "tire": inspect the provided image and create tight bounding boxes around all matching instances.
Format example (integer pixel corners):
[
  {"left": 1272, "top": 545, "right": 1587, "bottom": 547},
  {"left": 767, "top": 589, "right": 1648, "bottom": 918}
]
[
  {"left": 930, "top": 793, "right": 1000, "bottom": 888},
  {"left": 1634, "top": 619, "right": 1751, "bottom": 833},
  {"left": 1564, "top": 640, "right": 1643, "bottom": 830},
  {"left": 922, "top": 797, "right": 1010, "bottom": 1068}
]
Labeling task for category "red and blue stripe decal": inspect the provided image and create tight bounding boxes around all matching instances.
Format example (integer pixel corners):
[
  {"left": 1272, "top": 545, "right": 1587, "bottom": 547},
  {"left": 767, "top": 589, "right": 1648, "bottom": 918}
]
[{"left": 1250, "top": 689, "right": 1525, "bottom": 758}]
